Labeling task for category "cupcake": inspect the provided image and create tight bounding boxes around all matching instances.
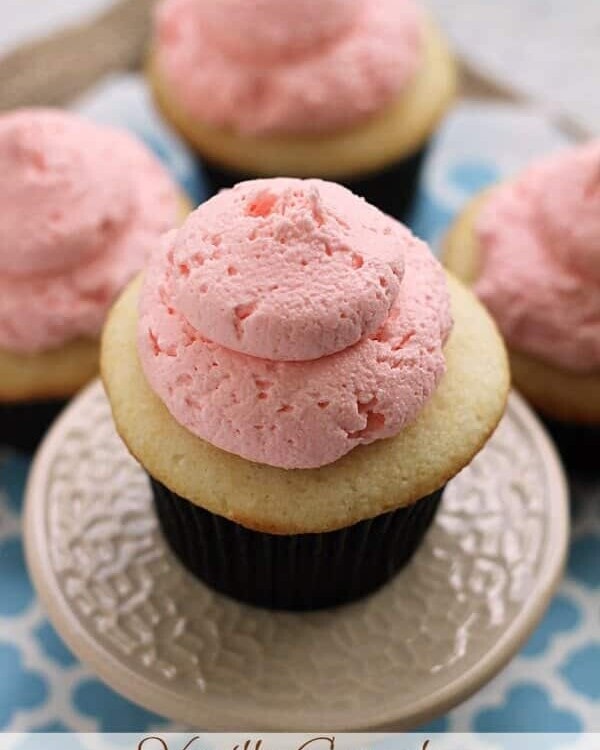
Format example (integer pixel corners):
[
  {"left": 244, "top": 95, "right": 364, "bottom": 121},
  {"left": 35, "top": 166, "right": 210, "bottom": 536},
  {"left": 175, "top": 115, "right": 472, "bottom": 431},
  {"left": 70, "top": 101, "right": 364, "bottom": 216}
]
[
  {"left": 147, "top": 0, "right": 457, "bottom": 220},
  {"left": 102, "top": 178, "right": 508, "bottom": 611},
  {"left": 444, "top": 141, "right": 600, "bottom": 469},
  {"left": 0, "top": 109, "right": 187, "bottom": 452}
]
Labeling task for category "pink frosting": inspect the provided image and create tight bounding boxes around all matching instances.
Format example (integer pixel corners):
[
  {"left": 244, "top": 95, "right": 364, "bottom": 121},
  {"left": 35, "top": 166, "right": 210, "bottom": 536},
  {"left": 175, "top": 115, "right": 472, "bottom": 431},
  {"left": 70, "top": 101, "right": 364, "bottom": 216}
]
[
  {"left": 475, "top": 140, "right": 600, "bottom": 374},
  {"left": 154, "top": 0, "right": 424, "bottom": 136},
  {"left": 0, "top": 109, "right": 181, "bottom": 354},
  {"left": 169, "top": 178, "right": 405, "bottom": 361},
  {"left": 138, "top": 178, "right": 452, "bottom": 469}
]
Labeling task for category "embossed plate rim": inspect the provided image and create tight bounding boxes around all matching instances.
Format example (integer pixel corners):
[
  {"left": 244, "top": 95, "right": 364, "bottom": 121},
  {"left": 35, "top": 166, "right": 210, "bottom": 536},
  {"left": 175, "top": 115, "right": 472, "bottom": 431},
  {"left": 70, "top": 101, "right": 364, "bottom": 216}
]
[{"left": 25, "top": 381, "right": 569, "bottom": 731}]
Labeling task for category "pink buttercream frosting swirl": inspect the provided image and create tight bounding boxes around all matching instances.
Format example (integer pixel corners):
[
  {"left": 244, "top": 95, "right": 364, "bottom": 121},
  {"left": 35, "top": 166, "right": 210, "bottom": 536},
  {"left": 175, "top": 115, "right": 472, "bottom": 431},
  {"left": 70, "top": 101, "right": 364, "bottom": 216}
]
[
  {"left": 154, "top": 0, "right": 424, "bottom": 136},
  {"left": 475, "top": 140, "right": 600, "bottom": 374},
  {"left": 0, "top": 109, "right": 181, "bottom": 354},
  {"left": 169, "top": 179, "right": 405, "bottom": 361},
  {"left": 138, "top": 178, "right": 452, "bottom": 469}
]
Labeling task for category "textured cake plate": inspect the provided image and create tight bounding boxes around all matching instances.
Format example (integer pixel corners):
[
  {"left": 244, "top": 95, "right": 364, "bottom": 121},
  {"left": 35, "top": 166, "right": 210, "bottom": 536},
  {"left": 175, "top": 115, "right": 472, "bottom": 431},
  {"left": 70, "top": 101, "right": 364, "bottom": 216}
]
[{"left": 25, "top": 381, "right": 569, "bottom": 731}]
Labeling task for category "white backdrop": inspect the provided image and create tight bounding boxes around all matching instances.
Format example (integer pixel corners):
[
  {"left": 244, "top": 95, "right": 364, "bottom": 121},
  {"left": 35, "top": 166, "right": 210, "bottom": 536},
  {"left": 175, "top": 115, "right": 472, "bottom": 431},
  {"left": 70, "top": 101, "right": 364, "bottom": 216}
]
[
  {"left": 425, "top": 0, "right": 600, "bottom": 135},
  {"left": 0, "top": 0, "right": 115, "bottom": 55}
]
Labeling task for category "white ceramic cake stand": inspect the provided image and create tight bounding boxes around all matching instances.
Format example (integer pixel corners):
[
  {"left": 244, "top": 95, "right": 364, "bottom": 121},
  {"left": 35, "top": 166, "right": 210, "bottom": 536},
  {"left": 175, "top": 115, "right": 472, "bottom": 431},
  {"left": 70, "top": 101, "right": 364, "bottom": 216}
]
[{"left": 25, "top": 381, "right": 569, "bottom": 731}]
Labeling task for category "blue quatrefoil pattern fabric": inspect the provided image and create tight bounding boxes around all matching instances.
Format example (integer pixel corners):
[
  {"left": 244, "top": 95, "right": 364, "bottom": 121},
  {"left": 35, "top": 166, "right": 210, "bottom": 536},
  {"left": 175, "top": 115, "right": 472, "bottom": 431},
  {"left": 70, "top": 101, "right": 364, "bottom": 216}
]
[{"left": 0, "top": 78, "right": 598, "bottom": 732}]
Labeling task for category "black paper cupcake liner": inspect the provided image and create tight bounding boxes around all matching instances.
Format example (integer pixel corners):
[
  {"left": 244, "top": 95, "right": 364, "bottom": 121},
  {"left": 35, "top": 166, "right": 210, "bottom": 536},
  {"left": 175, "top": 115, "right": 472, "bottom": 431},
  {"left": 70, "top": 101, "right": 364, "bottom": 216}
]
[
  {"left": 541, "top": 416, "right": 599, "bottom": 476},
  {"left": 200, "top": 144, "right": 429, "bottom": 222},
  {"left": 151, "top": 476, "right": 444, "bottom": 611},
  {"left": 0, "top": 399, "right": 66, "bottom": 453}
]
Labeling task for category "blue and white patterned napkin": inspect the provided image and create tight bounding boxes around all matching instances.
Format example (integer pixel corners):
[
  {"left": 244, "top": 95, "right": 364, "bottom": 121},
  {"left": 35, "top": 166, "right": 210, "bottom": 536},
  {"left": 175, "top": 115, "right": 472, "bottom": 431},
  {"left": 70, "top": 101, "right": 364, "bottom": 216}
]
[{"left": 0, "top": 76, "right": 598, "bottom": 733}]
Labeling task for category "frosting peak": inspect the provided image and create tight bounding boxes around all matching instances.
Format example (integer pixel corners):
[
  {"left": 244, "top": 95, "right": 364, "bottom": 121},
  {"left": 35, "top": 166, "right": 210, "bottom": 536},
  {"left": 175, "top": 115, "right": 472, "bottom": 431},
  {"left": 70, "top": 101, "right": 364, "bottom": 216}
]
[
  {"left": 0, "top": 110, "right": 132, "bottom": 276},
  {"left": 197, "top": 0, "right": 362, "bottom": 63},
  {"left": 0, "top": 108, "right": 181, "bottom": 354},
  {"left": 536, "top": 141, "right": 600, "bottom": 282},
  {"left": 138, "top": 179, "right": 452, "bottom": 469},
  {"left": 155, "top": 0, "right": 424, "bottom": 136},
  {"left": 475, "top": 140, "right": 600, "bottom": 373},
  {"left": 169, "top": 178, "right": 404, "bottom": 361}
]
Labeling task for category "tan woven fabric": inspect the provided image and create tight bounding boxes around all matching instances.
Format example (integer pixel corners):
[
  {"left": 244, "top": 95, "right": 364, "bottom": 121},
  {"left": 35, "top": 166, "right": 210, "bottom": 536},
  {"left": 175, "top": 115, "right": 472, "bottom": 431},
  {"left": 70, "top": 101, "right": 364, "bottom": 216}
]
[{"left": 0, "top": 0, "right": 157, "bottom": 110}]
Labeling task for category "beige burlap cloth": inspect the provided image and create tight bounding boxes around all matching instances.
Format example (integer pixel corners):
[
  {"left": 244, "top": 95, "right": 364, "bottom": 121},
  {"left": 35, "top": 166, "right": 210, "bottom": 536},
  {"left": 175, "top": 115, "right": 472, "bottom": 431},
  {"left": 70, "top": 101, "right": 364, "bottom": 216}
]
[{"left": 0, "top": 0, "right": 156, "bottom": 110}]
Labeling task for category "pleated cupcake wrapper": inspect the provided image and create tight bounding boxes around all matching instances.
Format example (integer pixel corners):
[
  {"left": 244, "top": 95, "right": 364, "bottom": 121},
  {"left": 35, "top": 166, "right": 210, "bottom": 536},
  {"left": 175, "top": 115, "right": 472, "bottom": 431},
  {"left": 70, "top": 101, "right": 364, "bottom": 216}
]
[
  {"left": 0, "top": 399, "right": 67, "bottom": 453},
  {"left": 151, "top": 475, "right": 444, "bottom": 611},
  {"left": 541, "top": 416, "right": 599, "bottom": 476},
  {"left": 200, "top": 144, "right": 429, "bottom": 223}
]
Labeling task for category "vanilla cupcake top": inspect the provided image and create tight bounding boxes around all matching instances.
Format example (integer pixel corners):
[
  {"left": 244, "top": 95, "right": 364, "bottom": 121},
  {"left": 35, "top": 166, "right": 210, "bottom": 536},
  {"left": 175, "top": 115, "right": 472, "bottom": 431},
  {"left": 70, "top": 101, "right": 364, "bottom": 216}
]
[
  {"left": 475, "top": 141, "right": 600, "bottom": 373},
  {"left": 0, "top": 109, "right": 181, "bottom": 354},
  {"left": 154, "top": 0, "right": 424, "bottom": 136},
  {"left": 138, "top": 178, "right": 452, "bottom": 469}
]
